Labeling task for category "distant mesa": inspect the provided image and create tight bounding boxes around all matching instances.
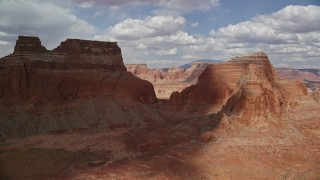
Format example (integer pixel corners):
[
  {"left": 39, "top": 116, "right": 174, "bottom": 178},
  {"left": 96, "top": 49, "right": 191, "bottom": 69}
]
[
  {"left": 276, "top": 67, "right": 320, "bottom": 91},
  {"left": 126, "top": 60, "right": 222, "bottom": 99},
  {"left": 179, "top": 59, "right": 222, "bottom": 69}
]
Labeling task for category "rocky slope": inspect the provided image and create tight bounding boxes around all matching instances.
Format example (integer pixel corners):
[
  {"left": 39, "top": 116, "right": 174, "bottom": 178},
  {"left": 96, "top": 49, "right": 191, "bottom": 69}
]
[
  {"left": 169, "top": 52, "right": 308, "bottom": 116},
  {"left": 0, "top": 36, "right": 157, "bottom": 140}
]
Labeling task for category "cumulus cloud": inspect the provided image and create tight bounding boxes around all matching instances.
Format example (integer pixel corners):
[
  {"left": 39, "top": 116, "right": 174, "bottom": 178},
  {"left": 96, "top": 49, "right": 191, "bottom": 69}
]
[
  {"left": 208, "top": 5, "right": 320, "bottom": 67},
  {"left": 106, "top": 16, "right": 185, "bottom": 40},
  {"left": 95, "top": 5, "right": 320, "bottom": 68},
  {"left": 94, "top": 14, "right": 200, "bottom": 64},
  {"left": 0, "top": 0, "right": 96, "bottom": 57}
]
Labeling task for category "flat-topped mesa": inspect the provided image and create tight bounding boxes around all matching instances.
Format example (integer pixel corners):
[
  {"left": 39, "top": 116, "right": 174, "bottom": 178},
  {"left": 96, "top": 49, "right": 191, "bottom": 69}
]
[
  {"left": 53, "top": 38, "right": 126, "bottom": 71},
  {"left": 190, "top": 62, "right": 210, "bottom": 68},
  {"left": 53, "top": 39, "right": 121, "bottom": 54},
  {"left": 13, "top": 35, "right": 47, "bottom": 54},
  {"left": 4, "top": 36, "right": 126, "bottom": 71},
  {"left": 227, "top": 51, "right": 277, "bottom": 81},
  {"left": 0, "top": 36, "right": 156, "bottom": 105},
  {"left": 126, "top": 64, "right": 148, "bottom": 75}
]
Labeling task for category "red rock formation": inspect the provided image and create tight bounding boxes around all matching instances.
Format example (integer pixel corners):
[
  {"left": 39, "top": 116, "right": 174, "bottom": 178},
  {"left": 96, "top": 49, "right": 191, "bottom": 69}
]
[
  {"left": 0, "top": 36, "right": 155, "bottom": 105},
  {"left": 126, "top": 64, "right": 148, "bottom": 76},
  {"left": 312, "top": 89, "right": 320, "bottom": 103},
  {"left": 222, "top": 64, "right": 284, "bottom": 125},
  {"left": 163, "top": 67, "right": 185, "bottom": 80},
  {"left": 183, "top": 62, "right": 210, "bottom": 82},
  {"left": 13, "top": 35, "right": 47, "bottom": 54},
  {"left": 126, "top": 64, "right": 162, "bottom": 83},
  {"left": 170, "top": 52, "right": 308, "bottom": 119},
  {"left": 126, "top": 62, "right": 210, "bottom": 99},
  {"left": 0, "top": 36, "right": 157, "bottom": 140}
]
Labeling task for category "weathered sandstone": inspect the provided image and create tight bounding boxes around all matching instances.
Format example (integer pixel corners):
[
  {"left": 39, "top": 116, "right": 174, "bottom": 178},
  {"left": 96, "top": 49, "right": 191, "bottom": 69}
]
[
  {"left": 170, "top": 52, "right": 308, "bottom": 120},
  {"left": 0, "top": 36, "right": 155, "bottom": 105},
  {"left": 312, "top": 88, "right": 320, "bottom": 103},
  {"left": 0, "top": 36, "right": 157, "bottom": 140}
]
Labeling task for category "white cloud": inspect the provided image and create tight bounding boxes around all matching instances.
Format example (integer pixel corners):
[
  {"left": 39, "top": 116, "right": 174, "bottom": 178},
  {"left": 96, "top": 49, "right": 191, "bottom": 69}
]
[
  {"left": 259, "top": 5, "right": 320, "bottom": 33},
  {"left": 156, "top": 48, "right": 178, "bottom": 56},
  {"left": 211, "top": 5, "right": 320, "bottom": 43},
  {"left": 208, "top": 5, "right": 320, "bottom": 67},
  {"left": 1, "top": 2, "right": 319, "bottom": 69},
  {"left": 95, "top": 15, "right": 201, "bottom": 64},
  {"left": 191, "top": 22, "right": 199, "bottom": 28},
  {"left": 105, "top": 16, "right": 185, "bottom": 40},
  {"left": 0, "top": 40, "right": 9, "bottom": 45},
  {"left": 78, "top": 1, "right": 94, "bottom": 8},
  {"left": 0, "top": 0, "right": 96, "bottom": 56}
]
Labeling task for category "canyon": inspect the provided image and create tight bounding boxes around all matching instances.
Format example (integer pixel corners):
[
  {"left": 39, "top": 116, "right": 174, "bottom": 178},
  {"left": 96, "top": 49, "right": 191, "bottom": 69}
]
[
  {"left": 126, "top": 62, "right": 213, "bottom": 99},
  {"left": 0, "top": 36, "right": 319, "bottom": 179}
]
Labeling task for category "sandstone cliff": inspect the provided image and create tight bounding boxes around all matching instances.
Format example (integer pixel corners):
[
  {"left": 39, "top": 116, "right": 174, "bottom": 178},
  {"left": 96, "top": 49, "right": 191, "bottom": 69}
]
[
  {"left": 0, "top": 36, "right": 157, "bottom": 140},
  {"left": 0, "top": 36, "right": 155, "bottom": 105},
  {"left": 170, "top": 52, "right": 309, "bottom": 122}
]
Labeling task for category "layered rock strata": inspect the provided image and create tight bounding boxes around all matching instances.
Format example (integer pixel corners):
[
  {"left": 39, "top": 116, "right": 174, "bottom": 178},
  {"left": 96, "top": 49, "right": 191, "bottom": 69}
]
[
  {"left": 0, "top": 36, "right": 157, "bottom": 140},
  {"left": 170, "top": 52, "right": 308, "bottom": 121},
  {"left": 0, "top": 36, "right": 155, "bottom": 105}
]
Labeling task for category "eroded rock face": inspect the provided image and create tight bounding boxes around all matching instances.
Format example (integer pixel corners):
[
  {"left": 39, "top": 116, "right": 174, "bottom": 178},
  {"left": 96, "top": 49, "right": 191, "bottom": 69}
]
[
  {"left": 0, "top": 36, "right": 157, "bottom": 140},
  {"left": 312, "top": 89, "right": 320, "bottom": 103},
  {"left": 170, "top": 52, "right": 308, "bottom": 121},
  {"left": 0, "top": 36, "right": 155, "bottom": 105}
]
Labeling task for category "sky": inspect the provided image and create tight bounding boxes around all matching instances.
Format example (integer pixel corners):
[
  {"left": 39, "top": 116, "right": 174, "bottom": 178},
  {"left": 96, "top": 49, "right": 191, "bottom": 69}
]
[{"left": 0, "top": 0, "right": 320, "bottom": 68}]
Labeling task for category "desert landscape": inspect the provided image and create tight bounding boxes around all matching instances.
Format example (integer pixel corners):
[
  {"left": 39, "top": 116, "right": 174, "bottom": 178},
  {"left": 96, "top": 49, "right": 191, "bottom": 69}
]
[
  {"left": 0, "top": 36, "right": 319, "bottom": 179},
  {"left": 1, "top": 1, "right": 320, "bottom": 180}
]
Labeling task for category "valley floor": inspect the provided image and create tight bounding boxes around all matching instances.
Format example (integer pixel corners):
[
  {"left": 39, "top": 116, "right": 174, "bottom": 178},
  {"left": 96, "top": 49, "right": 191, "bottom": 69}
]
[{"left": 1, "top": 100, "right": 319, "bottom": 180}]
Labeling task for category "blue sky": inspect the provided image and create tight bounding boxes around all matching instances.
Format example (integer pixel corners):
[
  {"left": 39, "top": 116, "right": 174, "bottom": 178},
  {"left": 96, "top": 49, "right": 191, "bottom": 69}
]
[{"left": 0, "top": 0, "right": 319, "bottom": 68}]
